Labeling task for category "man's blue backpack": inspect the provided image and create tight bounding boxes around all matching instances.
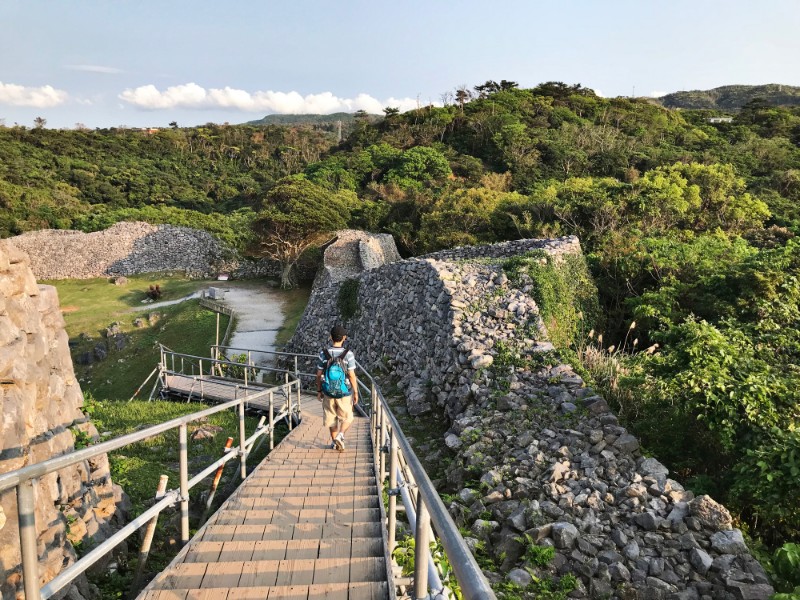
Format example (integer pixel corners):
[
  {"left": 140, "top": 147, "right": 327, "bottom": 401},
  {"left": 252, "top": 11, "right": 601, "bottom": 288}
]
[{"left": 321, "top": 348, "right": 351, "bottom": 398}]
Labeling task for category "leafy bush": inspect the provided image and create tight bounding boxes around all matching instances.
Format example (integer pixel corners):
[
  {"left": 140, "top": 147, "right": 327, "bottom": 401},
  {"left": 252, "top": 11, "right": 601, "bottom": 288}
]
[{"left": 337, "top": 278, "right": 360, "bottom": 320}]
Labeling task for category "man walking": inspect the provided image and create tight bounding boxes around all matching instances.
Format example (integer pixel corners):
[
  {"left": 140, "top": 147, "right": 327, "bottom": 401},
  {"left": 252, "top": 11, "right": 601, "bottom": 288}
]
[{"left": 316, "top": 324, "right": 358, "bottom": 451}]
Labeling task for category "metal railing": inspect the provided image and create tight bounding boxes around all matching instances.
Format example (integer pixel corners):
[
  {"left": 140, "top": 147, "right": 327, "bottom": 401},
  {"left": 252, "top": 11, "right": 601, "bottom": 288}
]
[
  {"left": 210, "top": 345, "right": 495, "bottom": 599},
  {"left": 0, "top": 374, "right": 299, "bottom": 600},
  {"left": 357, "top": 370, "right": 497, "bottom": 600},
  {"left": 3, "top": 342, "right": 495, "bottom": 599}
]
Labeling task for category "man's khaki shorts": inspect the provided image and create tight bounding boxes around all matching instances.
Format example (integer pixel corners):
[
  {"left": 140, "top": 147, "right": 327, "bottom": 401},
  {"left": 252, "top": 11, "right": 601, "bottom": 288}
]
[{"left": 322, "top": 395, "right": 354, "bottom": 428}]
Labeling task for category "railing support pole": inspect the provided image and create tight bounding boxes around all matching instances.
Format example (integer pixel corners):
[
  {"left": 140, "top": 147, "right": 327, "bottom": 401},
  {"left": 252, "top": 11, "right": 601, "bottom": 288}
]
[
  {"left": 296, "top": 380, "right": 301, "bottom": 416},
  {"left": 205, "top": 438, "right": 233, "bottom": 514},
  {"left": 414, "top": 490, "right": 431, "bottom": 600},
  {"left": 18, "top": 479, "right": 42, "bottom": 600},
  {"left": 379, "top": 408, "right": 387, "bottom": 484},
  {"left": 179, "top": 423, "right": 189, "bottom": 544},
  {"left": 269, "top": 392, "right": 275, "bottom": 451},
  {"left": 239, "top": 401, "right": 247, "bottom": 480},
  {"left": 132, "top": 474, "right": 168, "bottom": 590},
  {"left": 287, "top": 384, "right": 293, "bottom": 431},
  {"left": 388, "top": 430, "right": 399, "bottom": 554}
]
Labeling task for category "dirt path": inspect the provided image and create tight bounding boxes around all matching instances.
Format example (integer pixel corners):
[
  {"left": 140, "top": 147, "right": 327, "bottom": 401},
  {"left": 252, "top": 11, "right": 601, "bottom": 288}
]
[{"left": 214, "top": 281, "right": 290, "bottom": 365}]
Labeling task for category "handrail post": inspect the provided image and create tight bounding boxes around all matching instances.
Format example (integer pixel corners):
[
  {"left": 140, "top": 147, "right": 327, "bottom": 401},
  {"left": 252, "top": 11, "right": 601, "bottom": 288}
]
[
  {"left": 239, "top": 401, "right": 247, "bottom": 480},
  {"left": 294, "top": 355, "right": 299, "bottom": 382},
  {"left": 287, "top": 384, "right": 293, "bottom": 431},
  {"left": 296, "top": 380, "right": 301, "bottom": 416},
  {"left": 244, "top": 363, "right": 248, "bottom": 387},
  {"left": 18, "top": 479, "right": 42, "bottom": 600},
  {"left": 269, "top": 392, "right": 275, "bottom": 451},
  {"left": 379, "top": 407, "right": 387, "bottom": 484},
  {"left": 371, "top": 382, "right": 377, "bottom": 421},
  {"left": 414, "top": 491, "right": 431, "bottom": 600},
  {"left": 179, "top": 423, "right": 189, "bottom": 544},
  {"left": 132, "top": 474, "right": 169, "bottom": 591},
  {"left": 388, "top": 430, "right": 399, "bottom": 554}
]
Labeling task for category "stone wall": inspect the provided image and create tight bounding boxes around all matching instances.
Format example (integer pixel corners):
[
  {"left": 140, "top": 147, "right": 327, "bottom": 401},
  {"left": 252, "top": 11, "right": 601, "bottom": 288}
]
[
  {"left": 8, "top": 222, "right": 236, "bottom": 280},
  {"left": 312, "top": 229, "right": 401, "bottom": 288},
  {"left": 286, "top": 234, "right": 773, "bottom": 599},
  {"left": 0, "top": 241, "right": 126, "bottom": 600}
]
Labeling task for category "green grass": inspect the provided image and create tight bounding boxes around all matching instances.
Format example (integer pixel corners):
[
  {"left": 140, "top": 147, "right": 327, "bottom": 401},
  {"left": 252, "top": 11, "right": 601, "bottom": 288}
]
[
  {"left": 274, "top": 283, "right": 312, "bottom": 348},
  {"left": 47, "top": 275, "right": 227, "bottom": 399}
]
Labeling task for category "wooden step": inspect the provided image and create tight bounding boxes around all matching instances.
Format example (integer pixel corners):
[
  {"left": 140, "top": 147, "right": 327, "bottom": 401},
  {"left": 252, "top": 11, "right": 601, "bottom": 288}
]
[
  {"left": 141, "top": 581, "right": 389, "bottom": 599},
  {"left": 223, "top": 495, "right": 379, "bottom": 511},
  {"left": 200, "top": 521, "right": 382, "bottom": 542},
  {"left": 150, "top": 557, "right": 386, "bottom": 589},
  {"left": 184, "top": 538, "right": 384, "bottom": 562},
  {"left": 211, "top": 508, "right": 382, "bottom": 526}
]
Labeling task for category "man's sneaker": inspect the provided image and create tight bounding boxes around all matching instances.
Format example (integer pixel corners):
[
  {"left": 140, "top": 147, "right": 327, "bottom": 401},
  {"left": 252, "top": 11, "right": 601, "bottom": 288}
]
[
  {"left": 328, "top": 441, "right": 337, "bottom": 450},
  {"left": 334, "top": 433, "right": 345, "bottom": 452}
]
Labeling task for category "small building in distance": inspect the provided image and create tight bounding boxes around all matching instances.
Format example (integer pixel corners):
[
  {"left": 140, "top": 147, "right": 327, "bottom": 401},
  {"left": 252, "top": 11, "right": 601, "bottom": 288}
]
[{"left": 707, "top": 117, "right": 734, "bottom": 124}]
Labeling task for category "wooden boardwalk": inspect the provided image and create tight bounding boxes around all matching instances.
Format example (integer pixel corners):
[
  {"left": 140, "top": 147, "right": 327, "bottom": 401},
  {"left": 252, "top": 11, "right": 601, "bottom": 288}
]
[{"left": 138, "top": 395, "right": 390, "bottom": 600}]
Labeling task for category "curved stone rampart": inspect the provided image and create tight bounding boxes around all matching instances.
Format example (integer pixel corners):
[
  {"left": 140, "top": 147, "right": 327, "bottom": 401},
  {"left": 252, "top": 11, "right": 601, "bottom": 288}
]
[
  {"left": 0, "top": 241, "right": 126, "bottom": 599},
  {"left": 8, "top": 222, "right": 234, "bottom": 280},
  {"left": 286, "top": 234, "right": 773, "bottom": 599}
]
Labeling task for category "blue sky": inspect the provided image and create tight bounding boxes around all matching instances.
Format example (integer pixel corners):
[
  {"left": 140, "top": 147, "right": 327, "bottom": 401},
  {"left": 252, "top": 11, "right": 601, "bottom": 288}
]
[{"left": 1, "top": 0, "right": 799, "bottom": 128}]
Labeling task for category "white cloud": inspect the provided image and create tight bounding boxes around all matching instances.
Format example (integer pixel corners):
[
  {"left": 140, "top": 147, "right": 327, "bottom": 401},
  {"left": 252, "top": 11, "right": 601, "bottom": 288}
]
[
  {"left": 66, "top": 64, "right": 123, "bottom": 74},
  {"left": 0, "top": 82, "right": 68, "bottom": 107},
  {"left": 593, "top": 89, "right": 605, "bottom": 98},
  {"left": 650, "top": 90, "right": 667, "bottom": 98},
  {"left": 119, "top": 83, "right": 420, "bottom": 114}
]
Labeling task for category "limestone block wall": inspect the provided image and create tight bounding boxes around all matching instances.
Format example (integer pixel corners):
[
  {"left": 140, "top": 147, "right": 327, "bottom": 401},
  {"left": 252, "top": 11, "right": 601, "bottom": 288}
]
[
  {"left": 286, "top": 234, "right": 773, "bottom": 598},
  {"left": 8, "top": 222, "right": 234, "bottom": 280},
  {"left": 0, "top": 241, "right": 125, "bottom": 600}
]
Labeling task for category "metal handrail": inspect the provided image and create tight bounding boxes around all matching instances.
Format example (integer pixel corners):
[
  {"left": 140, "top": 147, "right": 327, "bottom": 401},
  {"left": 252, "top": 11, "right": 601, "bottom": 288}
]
[
  {"left": 358, "top": 366, "right": 497, "bottom": 600},
  {"left": 1, "top": 376, "right": 300, "bottom": 600},
  {"left": 5, "top": 342, "right": 494, "bottom": 599}
]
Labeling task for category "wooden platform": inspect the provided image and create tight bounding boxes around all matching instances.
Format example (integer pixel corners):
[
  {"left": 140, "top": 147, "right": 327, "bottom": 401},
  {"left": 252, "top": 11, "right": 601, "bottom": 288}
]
[
  {"left": 163, "top": 374, "right": 290, "bottom": 415},
  {"left": 138, "top": 395, "right": 390, "bottom": 600}
]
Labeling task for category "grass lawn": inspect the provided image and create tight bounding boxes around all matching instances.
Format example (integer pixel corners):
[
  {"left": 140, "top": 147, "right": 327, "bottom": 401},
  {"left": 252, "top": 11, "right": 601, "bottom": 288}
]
[
  {"left": 46, "top": 274, "right": 310, "bottom": 596},
  {"left": 275, "top": 283, "right": 311, "bottom": 348},
  {"left": 47, "top": 275, "right": 227, "bottom": 399}
]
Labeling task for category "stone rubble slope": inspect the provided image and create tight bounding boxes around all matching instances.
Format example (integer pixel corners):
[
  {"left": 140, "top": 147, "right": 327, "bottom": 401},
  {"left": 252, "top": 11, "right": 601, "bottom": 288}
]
[
  {"left": 9, "top": 222, "right": 233, "bottom": 280},
  {"left": 286, "top": 234, "right": 774, "bottom": 599},
  {"left": 0, "top": 241, "right": 127, "bottom": 600}
]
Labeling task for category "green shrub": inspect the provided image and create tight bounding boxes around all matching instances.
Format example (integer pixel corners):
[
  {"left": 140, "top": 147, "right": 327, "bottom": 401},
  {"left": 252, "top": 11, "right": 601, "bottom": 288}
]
[{"left": 337, "top": 278, "right": 360, "bottom": 320}]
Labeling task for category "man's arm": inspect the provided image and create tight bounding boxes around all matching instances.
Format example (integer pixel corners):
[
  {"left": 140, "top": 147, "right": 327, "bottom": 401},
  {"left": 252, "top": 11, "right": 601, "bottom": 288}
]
[
  {"left": 348, "top": 370, "right": 359, "bottom": 404},
  {"left": 316, "top": 369, "right": 323, "bottom": 400}
]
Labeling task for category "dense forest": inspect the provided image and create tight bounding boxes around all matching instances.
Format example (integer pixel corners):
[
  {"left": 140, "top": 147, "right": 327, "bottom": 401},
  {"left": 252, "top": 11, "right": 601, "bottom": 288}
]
[
  {"left": 658, "top": 83, "right": 800, "bottom": 109},
  {"left": 2, "top": 81, "right": 800, "bottom": 578}
]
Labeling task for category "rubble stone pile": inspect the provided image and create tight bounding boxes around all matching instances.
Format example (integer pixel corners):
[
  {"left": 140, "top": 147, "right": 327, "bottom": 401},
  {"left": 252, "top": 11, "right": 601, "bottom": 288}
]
[
  {"left": 287, "top": 234, "right": 773, "bottom": 599},
  {"left": 9, "top": 222, "right": 235, "bottom": 280}
]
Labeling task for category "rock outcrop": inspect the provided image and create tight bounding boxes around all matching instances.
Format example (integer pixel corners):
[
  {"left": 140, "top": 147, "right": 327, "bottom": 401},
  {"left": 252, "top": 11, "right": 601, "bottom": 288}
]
[
  {"left": 286, "top": 234, "right": 773, "bottom": 599},
  {"left": 0, "top": 241, "right": 126, "bottom": 600}
]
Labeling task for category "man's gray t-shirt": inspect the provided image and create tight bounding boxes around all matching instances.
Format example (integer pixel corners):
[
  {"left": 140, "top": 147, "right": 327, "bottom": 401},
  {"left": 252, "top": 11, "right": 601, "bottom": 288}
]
[{"left": 317, "top": 347, "right": 357, "bottom": 373}]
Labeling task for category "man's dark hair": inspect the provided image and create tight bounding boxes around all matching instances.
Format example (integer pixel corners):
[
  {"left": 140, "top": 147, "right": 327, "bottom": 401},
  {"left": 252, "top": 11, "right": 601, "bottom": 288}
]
[{"left": 330, "top": 324, "right": 347, "bottom": 342}]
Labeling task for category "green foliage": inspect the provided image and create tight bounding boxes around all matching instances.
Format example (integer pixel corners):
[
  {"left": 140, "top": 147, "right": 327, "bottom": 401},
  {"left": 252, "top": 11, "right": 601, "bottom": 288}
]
[
  {"left": 519, "top": 536, "right": 555, "bottom": 567},
  {"left": 252, "top": 176, "right": 353, "bottom": 287},
  {"left": 503, "top": 251, "right": 599, "bottom": 349},
  {"left": 337, "top": 278, "right": 360, "bottom": 320},
  {"left": 774, "top": 543, "right": 800, "bottom": 586},
  {"left": 0, "top": 124, "right": 335, "bottom": 238},
  {"left": 70, "top": 426, "right": 93, "bottom": 450}
]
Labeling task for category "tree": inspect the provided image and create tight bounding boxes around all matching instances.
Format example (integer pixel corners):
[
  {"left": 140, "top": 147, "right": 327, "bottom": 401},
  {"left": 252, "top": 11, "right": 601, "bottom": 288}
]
[
  {"left": 252, "top": 177, "right": 353, "bottom": 288},
  {"left": 33, "top": 116, "right": 46, "bottom": 129}
]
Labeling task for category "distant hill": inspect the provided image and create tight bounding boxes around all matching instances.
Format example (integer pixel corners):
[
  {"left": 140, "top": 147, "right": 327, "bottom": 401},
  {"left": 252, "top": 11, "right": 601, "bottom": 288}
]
[
  {"left": 244, "top": 112, "right": 380, "bottom": 127},
  {"left": 658, "top": 84, "right": 800, "bottom": 110}
]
